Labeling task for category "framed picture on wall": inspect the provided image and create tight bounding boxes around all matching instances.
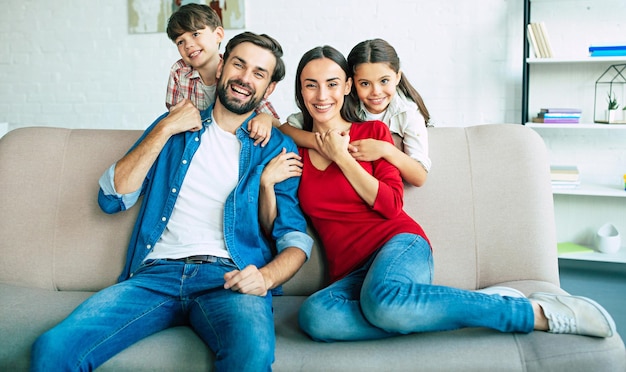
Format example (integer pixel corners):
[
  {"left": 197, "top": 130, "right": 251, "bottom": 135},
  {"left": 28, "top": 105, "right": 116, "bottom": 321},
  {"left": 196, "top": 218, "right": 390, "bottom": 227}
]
[{"left": 128, "top": 0, "right": 245, "bottom": 34}]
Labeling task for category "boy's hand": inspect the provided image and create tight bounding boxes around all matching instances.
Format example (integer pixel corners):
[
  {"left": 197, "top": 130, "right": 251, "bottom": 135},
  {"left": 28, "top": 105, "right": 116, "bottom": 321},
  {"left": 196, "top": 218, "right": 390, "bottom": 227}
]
[
  {"left": 162, "top": 99, "right": 202, "bottom": 135},
  {"left": 248, "top": 113, "right": 274, "bottom": 147}
]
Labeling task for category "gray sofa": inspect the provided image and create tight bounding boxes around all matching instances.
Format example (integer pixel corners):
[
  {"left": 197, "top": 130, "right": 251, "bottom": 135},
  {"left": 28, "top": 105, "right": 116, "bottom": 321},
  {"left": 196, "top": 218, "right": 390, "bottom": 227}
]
[{"left": 1, "top": 124, "right": 624, "bottom": 371}]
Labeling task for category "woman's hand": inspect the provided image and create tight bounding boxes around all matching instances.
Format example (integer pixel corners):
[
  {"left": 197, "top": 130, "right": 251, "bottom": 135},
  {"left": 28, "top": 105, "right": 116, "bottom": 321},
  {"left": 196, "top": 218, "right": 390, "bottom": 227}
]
[
  {"left": 315, "top": 129, "right": 352, "bottom": 162},
  {"left": 261, "top": 148, "right": 303, "bottom": 188}
]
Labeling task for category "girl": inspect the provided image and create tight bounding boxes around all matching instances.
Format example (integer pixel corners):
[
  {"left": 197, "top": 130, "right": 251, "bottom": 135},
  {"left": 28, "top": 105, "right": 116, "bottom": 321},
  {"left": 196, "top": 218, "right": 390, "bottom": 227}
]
[
  {"left": 293, "top": 44, "right": 615, "bottom": 342},
  {"left": 279, "top": 38, "right": 430, "bottom": 186}
]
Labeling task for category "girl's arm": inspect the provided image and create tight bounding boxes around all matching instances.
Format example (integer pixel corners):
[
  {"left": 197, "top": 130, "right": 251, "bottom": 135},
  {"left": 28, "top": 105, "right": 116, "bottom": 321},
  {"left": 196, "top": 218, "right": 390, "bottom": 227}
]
[
  {"left": 349, "top": 138, "right": 427, "bottom": 187},
  {"left": 278, "top": 122, "right": 318, "bottom": 150}
]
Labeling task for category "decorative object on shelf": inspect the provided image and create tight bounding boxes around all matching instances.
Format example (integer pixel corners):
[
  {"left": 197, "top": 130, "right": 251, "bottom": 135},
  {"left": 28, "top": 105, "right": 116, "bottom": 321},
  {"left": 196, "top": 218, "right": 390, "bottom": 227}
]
[
  {"left": 594, "top": 64, "right": 626, "bottom": 124},
  {"left": 594, "top": 223, "right": 621, "bottom": 254}
]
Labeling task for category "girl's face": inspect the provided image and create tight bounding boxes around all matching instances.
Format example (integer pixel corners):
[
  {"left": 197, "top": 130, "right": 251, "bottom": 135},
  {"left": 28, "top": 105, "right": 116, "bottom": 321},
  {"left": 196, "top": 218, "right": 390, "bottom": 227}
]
[
  {"left": 353, "top": 62, "right": 401, "bottom": 114},
  {"left": 300, "top": 58, "right": 352, "bottom": 125}
]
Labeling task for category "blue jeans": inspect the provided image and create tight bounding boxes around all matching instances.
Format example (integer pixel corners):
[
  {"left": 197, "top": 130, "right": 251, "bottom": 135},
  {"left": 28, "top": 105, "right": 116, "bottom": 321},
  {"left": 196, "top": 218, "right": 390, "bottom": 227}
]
[
  {"left": 299, "top": 233, "right": 534, "bottom": 341},
  {"left": 31, "top": 258, "right": 274, "bottom": 372}
]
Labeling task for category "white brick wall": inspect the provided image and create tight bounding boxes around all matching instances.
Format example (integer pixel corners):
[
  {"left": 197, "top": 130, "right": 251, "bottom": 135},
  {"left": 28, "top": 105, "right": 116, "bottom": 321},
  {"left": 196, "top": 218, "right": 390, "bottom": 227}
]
[{"left": 0, "top": 0, "right": 525, "bottom": 130}]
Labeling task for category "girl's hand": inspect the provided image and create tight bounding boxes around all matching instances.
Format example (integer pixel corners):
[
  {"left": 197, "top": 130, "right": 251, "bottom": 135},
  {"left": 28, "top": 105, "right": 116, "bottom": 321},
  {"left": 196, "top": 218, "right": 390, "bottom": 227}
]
[
  {"left": 248, "top": 113, "right": 274, "bottom": 147},
  {"left": 315, "top": 129, "right": 351, "bottom": 162},
  {"left": 349, "top": 138, "right": 392, "bottom": 162},
  {"left": 261, "top": 148, "right": 303, "bottom": 187}
]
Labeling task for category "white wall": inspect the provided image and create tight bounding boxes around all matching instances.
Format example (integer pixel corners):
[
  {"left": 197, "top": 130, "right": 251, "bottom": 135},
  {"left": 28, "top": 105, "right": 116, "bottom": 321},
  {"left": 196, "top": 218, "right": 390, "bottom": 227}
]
[{"left": 0, "top": 0, "right": 524, "bottom": 130}]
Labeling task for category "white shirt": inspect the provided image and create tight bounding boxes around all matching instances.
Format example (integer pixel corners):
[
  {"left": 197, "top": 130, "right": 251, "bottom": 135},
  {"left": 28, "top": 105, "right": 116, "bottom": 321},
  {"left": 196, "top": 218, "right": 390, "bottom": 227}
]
[{"left": 147, "top": 117, "right": 240, "bottom": 260}]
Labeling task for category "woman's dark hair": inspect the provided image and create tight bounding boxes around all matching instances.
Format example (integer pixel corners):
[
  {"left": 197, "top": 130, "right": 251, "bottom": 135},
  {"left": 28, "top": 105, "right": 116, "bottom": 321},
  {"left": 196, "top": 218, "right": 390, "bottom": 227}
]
[
  {"left": 223, "top": 32, "right": 286, "bottom": 84},
  {"left": 166, "top": 4, "right": 222, "bottom": 42},
  {"left": 295, "top": 45, "right": 361, "bottom": 131},
  {"left": 347, "top": 39, "right": 430, "bottom": 125}
]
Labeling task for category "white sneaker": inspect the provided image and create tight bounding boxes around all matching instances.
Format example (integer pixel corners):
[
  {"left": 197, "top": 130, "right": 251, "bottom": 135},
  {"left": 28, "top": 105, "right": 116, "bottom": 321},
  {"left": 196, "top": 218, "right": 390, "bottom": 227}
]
[
  {"left": 475, "top": 286, "right": 526, "bottom": 298},
  {"left": 529, "top": 292, "right": 616, "bottom": 338}
]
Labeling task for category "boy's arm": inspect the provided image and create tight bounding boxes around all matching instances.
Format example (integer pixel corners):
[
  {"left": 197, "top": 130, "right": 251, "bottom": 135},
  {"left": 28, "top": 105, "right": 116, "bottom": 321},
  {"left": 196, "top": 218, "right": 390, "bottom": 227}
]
[
  {"left": 165, "top": 72, "right": 185, "bottom": 110},
  {"left": 249, "top": 99, "right": 281, "bottom": 147}
]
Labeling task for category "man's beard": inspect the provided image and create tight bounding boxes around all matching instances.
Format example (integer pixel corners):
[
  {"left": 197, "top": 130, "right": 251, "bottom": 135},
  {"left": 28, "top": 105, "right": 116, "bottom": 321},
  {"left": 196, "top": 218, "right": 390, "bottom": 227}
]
[{"left": 217, "top": 78, "right": 265, "bottom": 115}]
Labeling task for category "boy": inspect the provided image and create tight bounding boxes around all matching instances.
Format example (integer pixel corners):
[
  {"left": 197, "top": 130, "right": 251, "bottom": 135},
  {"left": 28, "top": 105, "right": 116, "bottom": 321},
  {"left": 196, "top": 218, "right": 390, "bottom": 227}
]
[{"left": 165, "top": 3, "right": 279, "bottom": 146}]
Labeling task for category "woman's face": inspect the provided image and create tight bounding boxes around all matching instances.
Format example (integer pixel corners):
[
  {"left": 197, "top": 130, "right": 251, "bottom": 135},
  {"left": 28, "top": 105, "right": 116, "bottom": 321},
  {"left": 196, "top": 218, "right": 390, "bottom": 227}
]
[
  {"left": 299, "top": 58, "right": 352, "bottom": 125},
  {"left": 353, "top": 62, "right": 401, "bottom": 114}
]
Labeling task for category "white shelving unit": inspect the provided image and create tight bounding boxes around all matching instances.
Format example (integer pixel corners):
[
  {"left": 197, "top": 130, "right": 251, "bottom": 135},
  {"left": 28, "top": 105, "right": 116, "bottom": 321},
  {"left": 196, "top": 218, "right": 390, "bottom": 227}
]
[{"left": 522, "top": 0, "right": 626, "bottom": 264}]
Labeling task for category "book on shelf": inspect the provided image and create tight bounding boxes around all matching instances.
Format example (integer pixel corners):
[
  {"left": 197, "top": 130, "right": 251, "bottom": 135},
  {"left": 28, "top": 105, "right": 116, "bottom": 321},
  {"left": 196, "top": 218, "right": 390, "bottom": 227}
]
[
  {"left": 538, "top": 22, "right": 553, "bottom": 58},
  {"left": 527, "top": 22, "right": 553, "bottom": 58},
  {"left": 533, "top": 108, "right": 581, "bottom": 123},
  {"left": 589, "top": 44, "right": 626, "bottom": 57},
  {"left": 551, "top": 165, "right": 580, "bottom": 188},
  {"left": 540, "top": 108, "right": 582, "bottom": 114},
  {"left": 527, "top": 24, "right": 540, "bottom": 58}
]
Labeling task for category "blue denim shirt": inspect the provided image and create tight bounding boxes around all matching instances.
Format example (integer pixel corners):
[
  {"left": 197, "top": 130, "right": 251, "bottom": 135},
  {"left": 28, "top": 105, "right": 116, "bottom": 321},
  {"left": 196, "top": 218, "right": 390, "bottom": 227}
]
[{"left": 98, "top": 105, "right": 313, "bottom": 283}]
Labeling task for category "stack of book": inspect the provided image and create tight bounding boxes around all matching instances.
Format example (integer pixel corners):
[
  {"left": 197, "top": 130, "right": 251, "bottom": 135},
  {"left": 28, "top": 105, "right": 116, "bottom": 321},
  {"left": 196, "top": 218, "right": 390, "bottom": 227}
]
[
  {"left": 527, "top": 22, "right": 553, "bottom": 58},
  {"left": 532, "top": 108, "right": 582, "bottom": 124},
  {"left": 589, "top": 44, "right": 626, "bottom": 57},
  {"left": 551, "top": 165, "right": 580, "bottom": 189}
]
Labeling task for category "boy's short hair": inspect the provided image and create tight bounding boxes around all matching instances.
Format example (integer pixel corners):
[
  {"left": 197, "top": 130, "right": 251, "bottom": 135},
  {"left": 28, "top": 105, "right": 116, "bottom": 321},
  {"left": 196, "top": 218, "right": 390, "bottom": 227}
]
[
  {"left": 223, "top": 32, "right": 286, "bottom": 84},
  {"left": 166, "top": 3, "right": 223, "bottom": 42}
]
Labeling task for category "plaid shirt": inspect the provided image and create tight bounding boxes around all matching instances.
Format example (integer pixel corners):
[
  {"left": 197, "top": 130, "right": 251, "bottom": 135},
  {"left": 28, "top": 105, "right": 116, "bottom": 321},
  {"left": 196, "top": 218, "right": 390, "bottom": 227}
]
[{"left": 165, "top": 59, "right": 279, "bottom": 119}]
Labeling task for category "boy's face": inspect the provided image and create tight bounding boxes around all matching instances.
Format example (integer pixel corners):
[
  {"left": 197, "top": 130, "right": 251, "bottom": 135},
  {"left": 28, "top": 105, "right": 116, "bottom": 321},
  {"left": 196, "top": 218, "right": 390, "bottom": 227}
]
[
  {"left": 174, "top": 26, "right": 224, "bottom": 70},
  {"left": 216, "top": 42, "right": 277, "bottom": 115}
]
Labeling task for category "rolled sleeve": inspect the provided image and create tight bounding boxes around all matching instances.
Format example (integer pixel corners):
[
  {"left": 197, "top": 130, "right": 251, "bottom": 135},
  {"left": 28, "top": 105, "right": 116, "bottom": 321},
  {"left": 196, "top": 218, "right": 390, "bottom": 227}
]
[
  {"left": 276, "top": 231, "right": 314, "bottom": 260},
  {"left": 98, "top": 163, "right": 142, "bottom": 211}
]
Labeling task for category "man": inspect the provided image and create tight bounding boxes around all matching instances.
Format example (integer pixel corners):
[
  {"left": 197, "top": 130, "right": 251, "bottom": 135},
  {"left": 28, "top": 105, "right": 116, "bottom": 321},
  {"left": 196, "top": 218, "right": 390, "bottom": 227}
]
[{"left": 31, "top": 32, "right": 312, "bottom": 372}]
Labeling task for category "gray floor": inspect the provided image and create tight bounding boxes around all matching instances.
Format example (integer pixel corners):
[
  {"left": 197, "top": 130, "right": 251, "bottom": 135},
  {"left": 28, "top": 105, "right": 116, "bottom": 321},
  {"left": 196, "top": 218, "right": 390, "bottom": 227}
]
[{"left": 558, "top": 259, "right": 626, "bottom": 339}]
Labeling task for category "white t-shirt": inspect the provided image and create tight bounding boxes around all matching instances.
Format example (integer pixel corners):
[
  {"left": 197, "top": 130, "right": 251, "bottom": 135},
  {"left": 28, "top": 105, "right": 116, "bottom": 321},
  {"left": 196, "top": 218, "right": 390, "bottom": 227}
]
[{"left": 147, "top": 119, "right": 240, "bottom": 260}]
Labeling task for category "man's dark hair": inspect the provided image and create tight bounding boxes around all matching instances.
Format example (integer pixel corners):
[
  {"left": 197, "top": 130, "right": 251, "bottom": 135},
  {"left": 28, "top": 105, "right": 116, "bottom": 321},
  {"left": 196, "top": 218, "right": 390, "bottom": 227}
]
[{"left": 222, "top": 32, "right": 286, "bottom": 84}]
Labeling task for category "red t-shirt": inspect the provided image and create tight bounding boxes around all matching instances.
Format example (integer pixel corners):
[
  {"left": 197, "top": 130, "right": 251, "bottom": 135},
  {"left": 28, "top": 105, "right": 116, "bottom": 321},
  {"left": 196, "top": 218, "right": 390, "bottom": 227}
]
[{"left": 298, "top": 120, "right": 429, "bottom": 282}]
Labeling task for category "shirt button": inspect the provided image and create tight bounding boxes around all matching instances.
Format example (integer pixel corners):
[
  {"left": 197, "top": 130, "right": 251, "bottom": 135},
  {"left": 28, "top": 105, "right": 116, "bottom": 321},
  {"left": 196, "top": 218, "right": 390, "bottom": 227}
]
[
  {"left": 182, "top": 159, "right": 188, "bottom": 164},
  {"left": 161, "top": 217, "right": 167, "bottom": 222},
  {"left": 171, "top": 188, "right": 177, "bottom": 193},
  {"left": 195, "top": 137, "right": 199, "bottom": 142},
  {"left": 146, "top": 244, "right": 151, "bottom": 249}
]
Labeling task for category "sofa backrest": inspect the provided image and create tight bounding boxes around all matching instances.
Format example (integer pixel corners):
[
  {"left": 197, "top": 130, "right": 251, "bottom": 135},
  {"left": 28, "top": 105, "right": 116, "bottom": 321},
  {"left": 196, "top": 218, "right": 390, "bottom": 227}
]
[
  {"left": 284, "top": 124, "right": 560, "bottom": 294},
  {"left": 0, "top": 125, "right": 559, "bottom": 293}
]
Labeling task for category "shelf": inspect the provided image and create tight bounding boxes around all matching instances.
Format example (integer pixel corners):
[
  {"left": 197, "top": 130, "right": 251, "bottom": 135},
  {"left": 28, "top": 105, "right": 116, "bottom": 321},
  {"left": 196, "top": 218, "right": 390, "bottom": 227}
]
[
  {"left": 552, "top": 183, "right": 626, "bottom": 197},
  {"left": 526, "top": 122, "right": 626, "bottom": 129},
  {"left": 559, "top": 247, "right": 626, "bottom": 264},
  {"left": 527, "top": 57, "right": 626, "bottom": 64}
]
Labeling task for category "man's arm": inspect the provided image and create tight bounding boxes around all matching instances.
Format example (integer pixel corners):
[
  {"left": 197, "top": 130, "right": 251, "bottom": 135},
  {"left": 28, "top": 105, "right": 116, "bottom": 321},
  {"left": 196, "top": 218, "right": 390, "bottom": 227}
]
[{"left": 114, "top": 100, "right": 202, "bottom": 194}]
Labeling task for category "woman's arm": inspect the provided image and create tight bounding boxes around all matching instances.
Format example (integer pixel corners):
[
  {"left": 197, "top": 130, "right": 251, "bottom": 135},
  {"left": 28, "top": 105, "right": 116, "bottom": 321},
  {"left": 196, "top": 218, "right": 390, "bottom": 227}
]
[{"left": 258, "top": 148, "right": 303, "bottom": 234}]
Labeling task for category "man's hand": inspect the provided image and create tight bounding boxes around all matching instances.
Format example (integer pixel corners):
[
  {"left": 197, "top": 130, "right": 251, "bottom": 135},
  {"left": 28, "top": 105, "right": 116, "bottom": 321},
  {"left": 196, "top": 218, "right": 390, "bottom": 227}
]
[{"left": 224, "top": 265, "right": 269, "bottom": 296}]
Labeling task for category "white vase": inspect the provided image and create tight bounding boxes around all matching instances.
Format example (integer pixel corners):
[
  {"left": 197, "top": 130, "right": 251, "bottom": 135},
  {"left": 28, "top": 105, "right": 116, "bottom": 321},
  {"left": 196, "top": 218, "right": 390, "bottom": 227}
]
[
  {"left": 606, "top": 109, "right": 624, "bottom": 123},
  {"left": 594, "top": 223, "right": 621, "bottom": 254}
]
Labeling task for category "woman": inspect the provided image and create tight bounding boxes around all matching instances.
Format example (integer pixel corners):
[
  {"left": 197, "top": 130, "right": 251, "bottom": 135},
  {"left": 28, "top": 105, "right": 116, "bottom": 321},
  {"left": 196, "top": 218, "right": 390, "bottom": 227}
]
[{"left": 291, "top": 45, "right": 615, "bottom": 342}]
